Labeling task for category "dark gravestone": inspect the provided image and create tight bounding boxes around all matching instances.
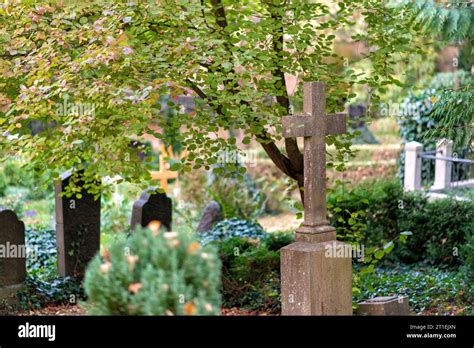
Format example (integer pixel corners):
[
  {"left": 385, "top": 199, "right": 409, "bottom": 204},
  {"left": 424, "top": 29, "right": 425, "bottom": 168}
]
[
  {"left": 55, "top": 171, "right": 100, "bottom": 278},
  {"left": 131, "top": 188, "right": 172, "bottom": 231},
  {"left": 0, "top": 209, "right": 26, "bottom": 306},
  {"left": 196, "top": 201, "right": 222, "bottom": 233}
]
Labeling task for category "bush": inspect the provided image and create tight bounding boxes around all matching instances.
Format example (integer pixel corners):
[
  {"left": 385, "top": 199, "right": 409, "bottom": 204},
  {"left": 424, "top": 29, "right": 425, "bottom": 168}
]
[
  {"left": 0, "top": 159, "right": 51, "bottom": 200},
  {"left": 84, "top": 225, "right": 222, "bottom": 315},
  {"left": 461, "top": 235, "right": 474, "bottom": 300},
  {"left": 216, "top": 232, "right": 294, "bottom": 313},
  {"left": 327, "top": 179, "right": 474, "bottom": 266},
  {"left": 207, "top": 174, "right": 267, "bottom": 221},
  {"left": 200, "top": 218, "right": 267, "bottom": 245}
]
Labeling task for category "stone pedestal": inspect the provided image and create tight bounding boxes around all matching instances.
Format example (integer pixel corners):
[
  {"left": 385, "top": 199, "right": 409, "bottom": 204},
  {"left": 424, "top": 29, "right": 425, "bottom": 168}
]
[
  {"left": 357, "top": 296, "right": 410, "bottom": 315},
  {"left": 281, "top": 239, "right": 352, "bottom": 315}
]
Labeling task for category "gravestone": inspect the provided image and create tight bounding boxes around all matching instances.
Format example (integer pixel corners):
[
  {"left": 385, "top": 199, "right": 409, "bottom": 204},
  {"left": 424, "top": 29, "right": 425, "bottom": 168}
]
[
  {"left": 55, "top": 170, "right": 101, "bottom": 278},
  {"left": 0, "top": 209, "right": 26, "bottom": 306},
  {"left": 131, "top": 188, "right": 172, "bottom": 231},
  {"left": 357, "top": 296, "right": 410, "bottom": 315},
  {"left": 280, "top": 82, "right": 352, "bottom": 315},
  {"left": 196, "top": 201, "right": 222, "bottom": 233}
]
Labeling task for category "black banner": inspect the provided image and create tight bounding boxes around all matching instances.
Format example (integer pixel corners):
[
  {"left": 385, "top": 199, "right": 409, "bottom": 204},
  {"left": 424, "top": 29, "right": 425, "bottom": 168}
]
[{"left": 0, "top": 315, "right": 473, "bottom": 346}]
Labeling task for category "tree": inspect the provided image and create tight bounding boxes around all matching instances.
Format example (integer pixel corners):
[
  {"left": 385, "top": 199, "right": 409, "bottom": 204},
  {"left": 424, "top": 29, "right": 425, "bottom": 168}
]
[{"left": 0, "top": 0, "right": 422, "bottom": 200}]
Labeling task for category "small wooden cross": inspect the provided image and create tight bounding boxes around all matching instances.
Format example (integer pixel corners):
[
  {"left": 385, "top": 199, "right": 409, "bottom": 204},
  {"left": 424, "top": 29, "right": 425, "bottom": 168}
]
[
  {"left": 150, "top": 144, "right": 178, "bottom": 193},
  {"left": 282, "top": 82, "right": 347, "bottom": 241}
]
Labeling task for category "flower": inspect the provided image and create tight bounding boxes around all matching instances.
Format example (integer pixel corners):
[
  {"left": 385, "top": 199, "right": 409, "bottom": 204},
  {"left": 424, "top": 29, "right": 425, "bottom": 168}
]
[
  {"left": 148, "top": 221, "right": 161, "bottom": 235},
  {"left": 123, "top": 16, "right": 132, "bottom": 23},
  {"left": 164, "top": 232, "right": 178, "bottom": 239},
  {"left": 128, "top": 282, "right": 142, "bottom": 294},
  {"left": 187, "top": 242, "right": 201, "bottom": 254},
  {"left": 170, "top": 239, "right": 180, "bottom": 248},
  {"left": 102, "top": 249, "right": 110, "bottom": 262},
  {"left": 204, "top": 303, "right": 213, "bottom": 312},
  {"left": 184, "top": 302, "right": 197, "bottom": 315},
  {"left": 100, "top": 262, "right": 112, "bottom": 273}
]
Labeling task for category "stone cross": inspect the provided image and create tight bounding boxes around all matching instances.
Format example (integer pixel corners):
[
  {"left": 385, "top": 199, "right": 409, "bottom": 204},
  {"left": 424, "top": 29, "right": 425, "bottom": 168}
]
[
  {"left": 280, "top": 82, "right": 352, "bottom": 315},
  {"left": 55, "top": 170, "right": 101, "bottom": 279},
  {"left": 282, "top": 81, "right": 347, "bottom": 243}
]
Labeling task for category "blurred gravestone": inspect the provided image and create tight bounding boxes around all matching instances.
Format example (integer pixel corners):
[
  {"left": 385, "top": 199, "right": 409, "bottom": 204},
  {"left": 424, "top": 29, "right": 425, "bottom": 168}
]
[
  {"left": 197, "top": 201, "right": 222, "bottom": 233},
  {"left": 131, "top": 188, "right": 172, "bottom": 231},
  {"left": 55, "top": 171, "right": 100, "bottom": 279},
  {"left": 0, "top": 208, "right": 26, "bottom": 308},
  {"left": 349, "top": 104, "right": 378, "bottom": 144}
]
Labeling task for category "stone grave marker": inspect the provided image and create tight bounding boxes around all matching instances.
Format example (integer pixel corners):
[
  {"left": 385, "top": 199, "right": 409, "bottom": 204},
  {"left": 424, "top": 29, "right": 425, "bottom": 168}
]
[
  {"left": 357, "top": 296, "right": 410, "bottom": 315},
  {"left": 131, "top": 188, "right": 172, "bottom": 231},
  {"left": 196, "top": 201, "right": 222, "bottom": 233},
  {"left": 280, "top": 81, "right": 352, "bottom": 315},
  {"left": 55, "top": 170, "right": 101, "bottom": 278},
  {"left": 0, "top": 208, "right": 26, "bottom": 306}
]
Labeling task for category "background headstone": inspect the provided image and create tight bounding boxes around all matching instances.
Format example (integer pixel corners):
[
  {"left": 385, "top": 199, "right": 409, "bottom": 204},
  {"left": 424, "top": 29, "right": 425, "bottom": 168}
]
[
  {"left": 55, "top": 171, "right": 100, "bottom": 278},
  {"left": 196, "top": 201, "right": 222, "bottom": 233},
  {"left": 131, "top": 188, "right": 172, "bottom": 231},
  {"left": 0, "top": 208, "right": 26, "bottom": 307}
]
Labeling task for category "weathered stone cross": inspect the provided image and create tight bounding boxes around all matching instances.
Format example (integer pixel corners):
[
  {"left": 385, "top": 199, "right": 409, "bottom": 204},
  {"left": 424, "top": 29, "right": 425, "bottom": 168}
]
[{"left": 282, "top": 81, "right": 347, "bottom": 243}]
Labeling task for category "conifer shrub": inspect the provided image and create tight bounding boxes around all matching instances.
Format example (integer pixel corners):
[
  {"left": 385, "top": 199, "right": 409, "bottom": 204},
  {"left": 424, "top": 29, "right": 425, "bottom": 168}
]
[{"left": 84, "top": 223, "right": 222, "bottom": 315}]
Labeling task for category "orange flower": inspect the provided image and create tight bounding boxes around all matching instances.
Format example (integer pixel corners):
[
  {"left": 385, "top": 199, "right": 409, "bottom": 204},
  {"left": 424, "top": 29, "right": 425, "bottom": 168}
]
[
  {"left": 102, "top": 249, "right": 110, "bottom": 262},
  {"left": 128, "top": 283, "right": 143, "bottom": 294},
  {"left": 187, "top": 242, "right": 201, "bottom": 254},
  {"left": 148, "top": 221, "right": 161, "bottom": 235},
  {"left": 184, "top": 302, "right": 197, "bottom": 315},
  {"left": 100, "top": 262, "right": 112, "bottom": 273}
]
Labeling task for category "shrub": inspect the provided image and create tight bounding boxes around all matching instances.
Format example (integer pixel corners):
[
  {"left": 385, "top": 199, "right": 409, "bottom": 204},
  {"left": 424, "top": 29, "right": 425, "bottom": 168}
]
[
  {"left": 206, "top": 174, "right": 267, "bottom": 221},
  {"left": 461, "top": 236, "right": 474, "bottom": 300},
  {"left": 216, "top": 232, "right": 294, "bottom": 313},
  {"left": 200, "top": 218, "right": 267, "bottom": 245},
  {"left": 327, "top": 179, "right": 474, "bottom": 266},
  {"left": 84, "top": 225, "right": 221, "bottom": 315},
  {"left": 0, "top": 159, "right": 51, "bottom": 200}
]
